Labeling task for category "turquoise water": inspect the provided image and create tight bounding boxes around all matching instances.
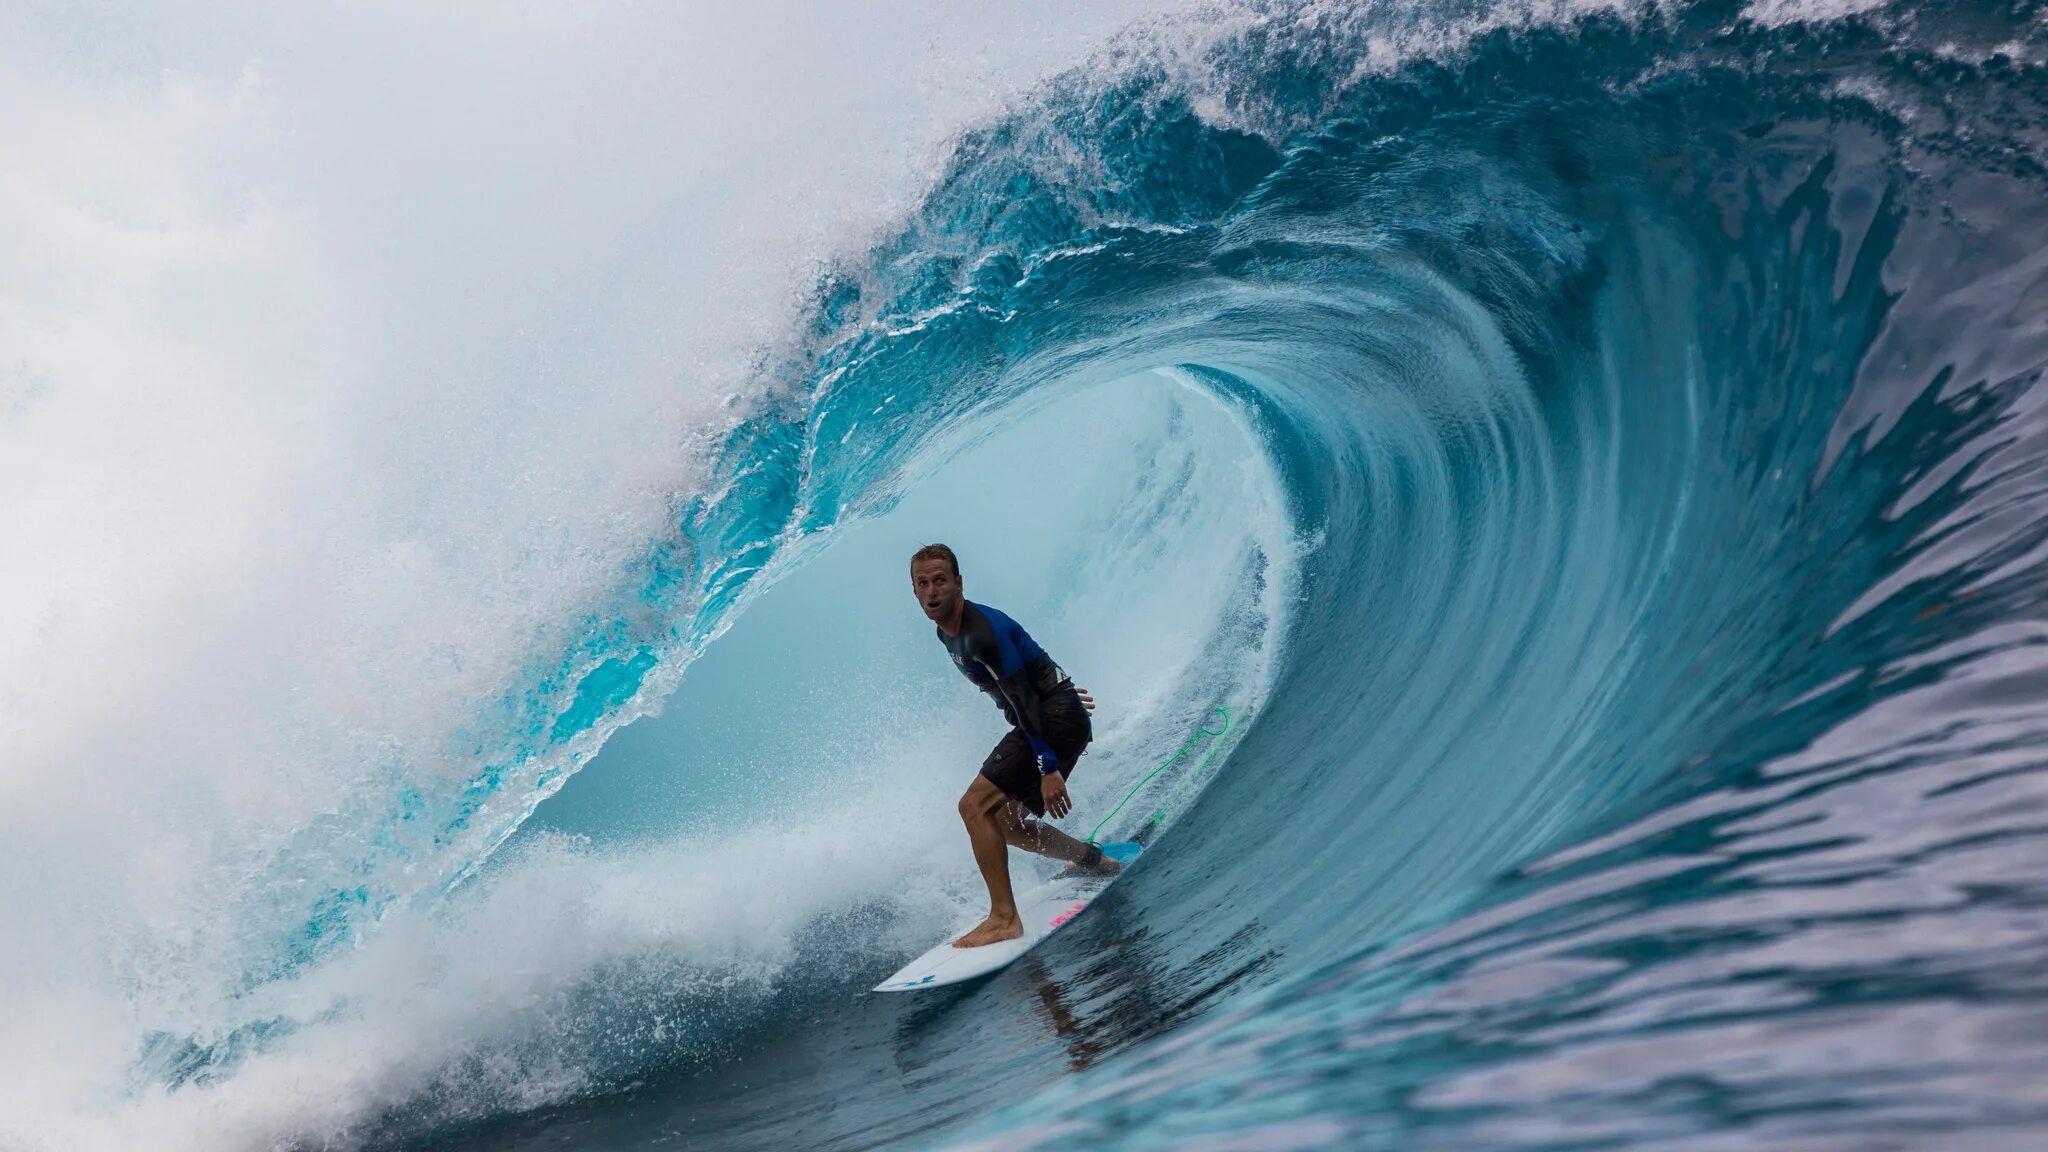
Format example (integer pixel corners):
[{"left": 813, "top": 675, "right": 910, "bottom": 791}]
[{"left": 85, "top": 1, "right": 2048, "bottom": 1147}]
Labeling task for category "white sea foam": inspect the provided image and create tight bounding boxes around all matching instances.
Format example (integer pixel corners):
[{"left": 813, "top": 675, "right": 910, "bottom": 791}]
[
  {"left": 0, "top": 4, "right": 1206, "bottom": 1148},
  {"left": 3, "top": 363, "right": 1290, "bottom": 1150}
]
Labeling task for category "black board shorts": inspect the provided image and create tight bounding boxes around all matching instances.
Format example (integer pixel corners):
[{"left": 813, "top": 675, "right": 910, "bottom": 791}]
[{"left": 980, "top": 696, "right": 1092, "bottom": 818}]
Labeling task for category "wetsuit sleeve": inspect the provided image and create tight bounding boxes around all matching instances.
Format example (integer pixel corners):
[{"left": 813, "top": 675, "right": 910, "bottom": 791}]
[
  {"left": 968, "top": 612, "right": 1062, "bottom": 776},
  {"left": 961, "top": 660, "right": 1021, "bottom": 728}
]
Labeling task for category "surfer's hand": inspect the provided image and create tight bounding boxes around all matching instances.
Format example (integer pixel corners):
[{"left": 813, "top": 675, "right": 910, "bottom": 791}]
[
  {"left": 1076, "top": 688, "right": 1095, "bottom": 714},
  {"left": 1041, "top": 771, "right": 1072, "bottom": 820}
]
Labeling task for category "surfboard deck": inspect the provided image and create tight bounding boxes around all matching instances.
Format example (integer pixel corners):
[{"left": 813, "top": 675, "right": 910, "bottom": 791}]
[{"left": 872, "top": 842, "right": 1142, "bottom": 992}]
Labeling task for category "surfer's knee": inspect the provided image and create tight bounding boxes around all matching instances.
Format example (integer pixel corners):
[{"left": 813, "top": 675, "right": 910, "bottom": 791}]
[
  {"left": 958, "top": 776, "right": 1006, "bottom": 825},
  {"left": 957, "top": 790, "right": 990, "bottom": 825}
]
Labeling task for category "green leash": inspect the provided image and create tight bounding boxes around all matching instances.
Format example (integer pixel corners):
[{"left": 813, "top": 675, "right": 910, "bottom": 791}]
[{"left": 1087, "top": 706, "right": 1232, "bottom": 844}]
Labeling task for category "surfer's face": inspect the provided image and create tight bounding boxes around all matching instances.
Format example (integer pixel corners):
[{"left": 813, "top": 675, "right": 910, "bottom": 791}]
[{"left": 911, "top": 557, "right": 963, "bottom": 624}]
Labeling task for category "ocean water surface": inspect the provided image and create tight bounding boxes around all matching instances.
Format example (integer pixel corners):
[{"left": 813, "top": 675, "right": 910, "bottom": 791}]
[{"left": 6, "top": 1, "right": 2048, "bottom": 1149}]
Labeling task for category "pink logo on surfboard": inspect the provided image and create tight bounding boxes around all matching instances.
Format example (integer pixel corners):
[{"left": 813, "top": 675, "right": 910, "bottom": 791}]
[{"left": 1048, "top": 901, "right": 1087, "bottom": 928}]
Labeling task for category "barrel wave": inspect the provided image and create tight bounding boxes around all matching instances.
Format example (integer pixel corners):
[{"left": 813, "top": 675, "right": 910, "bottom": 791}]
[{"left": 13, "top": 1, "right": 2048, "bottom": 1149}]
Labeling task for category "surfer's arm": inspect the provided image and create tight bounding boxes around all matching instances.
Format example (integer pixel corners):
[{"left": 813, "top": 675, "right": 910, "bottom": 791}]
[
  {"left": 960, "top": 660, "right": 1022, "bottom": 727},
  {"left": 960, "top": 612, "right": 1057, "bottom": 770},
  {"left": 1000, "top": 674, "right": 1060, "bottom": 775},
  {"left": 983, "top": 685, "right": 1023, "bottom": 729},
  {"left": 987, "top": 622, "right": 1060, "bottom": 775}
]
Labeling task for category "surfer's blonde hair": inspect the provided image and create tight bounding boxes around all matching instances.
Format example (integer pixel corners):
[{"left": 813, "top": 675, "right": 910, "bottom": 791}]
[{"left": 910, "top": 543, "right": 960, "bottom": 579}]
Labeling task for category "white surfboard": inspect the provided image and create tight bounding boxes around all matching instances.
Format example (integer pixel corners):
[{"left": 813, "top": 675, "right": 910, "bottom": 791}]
[{"left": 872, "top": 843, "right": 1142, "bottom": 992}]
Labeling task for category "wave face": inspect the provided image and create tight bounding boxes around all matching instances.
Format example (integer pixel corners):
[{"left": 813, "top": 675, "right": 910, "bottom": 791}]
[{"left": 15, "top": 0, "right": 2048, "bottom": 1149}]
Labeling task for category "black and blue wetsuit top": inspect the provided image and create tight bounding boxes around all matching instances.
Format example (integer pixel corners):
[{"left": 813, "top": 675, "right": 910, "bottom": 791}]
[{"left": 938, "top": 601, "right": 1079, "bottom": 776}]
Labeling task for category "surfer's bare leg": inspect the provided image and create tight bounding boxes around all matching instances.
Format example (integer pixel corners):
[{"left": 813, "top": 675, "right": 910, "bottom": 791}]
[
  {"left": 955, "top": 776, "right": 1024, "bottom": 947},
  {"left": 1000, "top": 806, "right": 1119, "bottom": 875}
]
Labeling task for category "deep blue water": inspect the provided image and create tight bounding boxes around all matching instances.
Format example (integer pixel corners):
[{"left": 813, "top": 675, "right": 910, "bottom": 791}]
[{"left": 124, "top": 1, "right": 2048, "bottom": 1148}]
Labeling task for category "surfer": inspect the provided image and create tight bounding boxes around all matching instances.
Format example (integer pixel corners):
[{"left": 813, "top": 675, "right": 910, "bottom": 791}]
[{"left": 912, "top": 543, "right": 1119, "bottom": 948}]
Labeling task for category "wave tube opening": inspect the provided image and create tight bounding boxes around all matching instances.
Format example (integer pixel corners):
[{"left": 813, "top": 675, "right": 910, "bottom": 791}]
[
  {"left": 410, "top": 6, "right": 2048, "bottom": 1149},
  {"left": 16, "top": 4, "right": 2048, "bottom": 1152},
  {"left": 94, "top": 369, "right": 1292, "bottom": 1150}
]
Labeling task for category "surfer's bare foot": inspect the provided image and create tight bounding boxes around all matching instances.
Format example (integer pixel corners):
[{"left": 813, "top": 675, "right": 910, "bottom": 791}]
[{"left": 953, "top": 913, "right": 1023, "bottom": 948}]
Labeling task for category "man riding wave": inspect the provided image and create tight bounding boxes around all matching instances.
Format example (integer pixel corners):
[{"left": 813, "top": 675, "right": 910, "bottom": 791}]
[{"left": 911, "top": 543, "right": 1118, "bottom": 948}]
